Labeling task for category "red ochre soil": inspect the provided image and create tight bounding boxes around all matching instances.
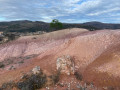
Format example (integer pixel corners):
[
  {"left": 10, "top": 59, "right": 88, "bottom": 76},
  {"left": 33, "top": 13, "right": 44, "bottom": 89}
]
[{"left": 0, "top": 28, "right": 120, "bottom": 90}]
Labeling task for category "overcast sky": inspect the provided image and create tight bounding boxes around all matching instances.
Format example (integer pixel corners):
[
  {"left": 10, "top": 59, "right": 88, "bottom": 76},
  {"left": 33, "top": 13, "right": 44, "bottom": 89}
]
[{"left": 0, "top": 0, "right": 120, "bottom": 23}]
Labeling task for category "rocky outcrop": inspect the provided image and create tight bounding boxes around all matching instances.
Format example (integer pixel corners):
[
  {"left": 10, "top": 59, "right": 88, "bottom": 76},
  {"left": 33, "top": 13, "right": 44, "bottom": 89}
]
[{"left": 56, "top": 55, "right": 75, "bottom": 75}]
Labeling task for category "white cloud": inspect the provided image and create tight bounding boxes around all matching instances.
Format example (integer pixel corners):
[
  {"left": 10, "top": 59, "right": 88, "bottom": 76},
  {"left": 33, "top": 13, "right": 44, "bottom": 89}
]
[
  {"left": 87, "top": 7, "right": 120, "bottom": 16},
  {"left": 62, "top": 0, "right": 82, "bottom": 6},
  {"left": 0, "top": 0, "right": 120, "bottom": 23}
]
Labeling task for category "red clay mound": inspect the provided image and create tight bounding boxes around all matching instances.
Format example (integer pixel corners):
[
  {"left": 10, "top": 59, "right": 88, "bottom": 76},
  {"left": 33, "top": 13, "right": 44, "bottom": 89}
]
[{"left": 0, "top": 28, "right": 120, "bottom": 89}]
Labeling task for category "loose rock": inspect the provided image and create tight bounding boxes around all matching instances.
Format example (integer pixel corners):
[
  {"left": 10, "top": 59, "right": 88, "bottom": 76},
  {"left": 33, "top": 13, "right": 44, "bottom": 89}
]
[{"left": 32, "top": 66, "right": 41, "bottom": 74}]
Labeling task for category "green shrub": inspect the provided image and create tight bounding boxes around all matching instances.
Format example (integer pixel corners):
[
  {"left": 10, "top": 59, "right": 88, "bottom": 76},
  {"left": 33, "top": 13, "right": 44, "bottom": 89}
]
[{"left": 0, "top": 62, "right": 5, "bottom": 68}]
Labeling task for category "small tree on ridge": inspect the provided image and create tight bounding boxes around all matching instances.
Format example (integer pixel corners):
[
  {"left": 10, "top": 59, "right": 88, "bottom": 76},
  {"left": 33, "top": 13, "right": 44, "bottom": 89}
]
[{"left": 50, "top": 19, "right": 63, "bottom": 30}]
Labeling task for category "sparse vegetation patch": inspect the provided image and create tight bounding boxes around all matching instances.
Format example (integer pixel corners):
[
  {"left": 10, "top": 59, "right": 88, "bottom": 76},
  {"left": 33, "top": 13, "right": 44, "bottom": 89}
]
[
  {"left": 0, "top": 62, "right": 5, "bottom": 68},
  {"left": 17, "top": 73, "right": 47, "bottom": 90},
  {"left": 0, "top": 66, "right": 60, "bottom": 90},
  {"left": 74, "top": 72, "right": 83, "bottom": 81}
]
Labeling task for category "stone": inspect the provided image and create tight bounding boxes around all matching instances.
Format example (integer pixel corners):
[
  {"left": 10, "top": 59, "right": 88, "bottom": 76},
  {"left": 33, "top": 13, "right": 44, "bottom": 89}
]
[
  {"left": 90, "top": 83, "right": 94, "bottom": 88},
  {"left": 84, "top": 83, "right": 87, "bottom": 88},
  {"left": 32, "top": 66, "right": 40, "bottom": 74},
  {"left": 21, "top": 74, "right": 28, "bottom": 79},
  {"left": 56, "top": 55, "right": 75, "bottom": 75},
  {"left": 76, "top": 84, "right": 81, "bottom": 88},
  {"left": 46, "top": 87, "right": 50, "bottom": 90}
]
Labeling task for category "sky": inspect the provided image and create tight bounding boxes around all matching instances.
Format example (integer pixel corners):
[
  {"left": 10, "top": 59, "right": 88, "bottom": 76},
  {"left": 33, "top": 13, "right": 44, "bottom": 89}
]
[{"left": 0, "top": 0, "right": 120, "bottom": 23}]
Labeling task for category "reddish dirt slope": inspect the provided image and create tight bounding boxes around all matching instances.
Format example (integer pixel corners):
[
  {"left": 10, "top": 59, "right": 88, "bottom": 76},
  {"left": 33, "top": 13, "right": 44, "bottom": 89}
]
[
  {"left": 0, "top": 28, "right": 120, "bottom": 89},
  {"left": 0, "top": 28, "right": 88, "bottom": 61}
]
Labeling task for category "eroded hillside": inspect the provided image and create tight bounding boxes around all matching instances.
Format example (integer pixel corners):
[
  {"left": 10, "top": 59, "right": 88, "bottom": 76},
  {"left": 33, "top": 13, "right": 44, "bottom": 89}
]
[{"left": 0, "top": 28, "right": 120, "bottom": 90}]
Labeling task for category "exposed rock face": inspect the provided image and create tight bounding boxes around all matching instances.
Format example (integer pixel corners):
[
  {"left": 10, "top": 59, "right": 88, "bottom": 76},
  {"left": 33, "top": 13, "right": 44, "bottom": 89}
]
[
  {"left": 32, "top": 66, "right": 41, "bottom": 74},
  {"left": 56, "top": 55, "right": 75, "bottom": 75}
]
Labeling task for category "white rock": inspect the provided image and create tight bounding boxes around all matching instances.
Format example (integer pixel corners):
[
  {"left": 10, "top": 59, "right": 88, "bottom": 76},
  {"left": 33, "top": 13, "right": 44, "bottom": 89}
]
[
  {"left": 32, "top": 66, "right": 40, "bottom": 74},
  {"left": 56, "top": 55, "right": 75, "bottom": 75}
]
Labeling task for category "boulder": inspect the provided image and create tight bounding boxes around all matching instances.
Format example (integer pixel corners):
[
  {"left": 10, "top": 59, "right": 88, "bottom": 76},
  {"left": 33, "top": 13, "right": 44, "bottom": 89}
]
[{"left": 56, "top": 55, "right": 75, "bottom": 75}]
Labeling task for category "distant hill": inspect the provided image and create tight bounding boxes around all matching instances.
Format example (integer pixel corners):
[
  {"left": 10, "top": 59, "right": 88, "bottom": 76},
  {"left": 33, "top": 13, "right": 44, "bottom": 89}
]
[
  {"left": 0, "top": 20, "right": 50, "bottom": 32},
  {"left": 0, "top": 20, "right": 120, "bottom": 32},
  {"left": 83, "top": 21, "right": 120, "bottom": 29}
]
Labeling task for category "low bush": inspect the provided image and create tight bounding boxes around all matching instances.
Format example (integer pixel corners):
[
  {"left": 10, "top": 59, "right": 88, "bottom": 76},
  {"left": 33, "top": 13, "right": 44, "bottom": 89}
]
[
  {"left": 17, "top": 73, "right": 47, "bottom": 90},
  {"left": 0, "top": 62, "right": 5, "bottom": 68},
  {"left": 0, "top": 67, "right": 60, "bottom": 90},
  {"left": 18, "top": 60, "right": 24, "bottom": 64},
  {"left": 0, "top": 81, "right": 16, "bottom": 90},
  {"left": 74, "top": 72, "right": 83, "bottom": 81},
  {"left": 49, "top": 71, "right": 60, "bottom": 85}
]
